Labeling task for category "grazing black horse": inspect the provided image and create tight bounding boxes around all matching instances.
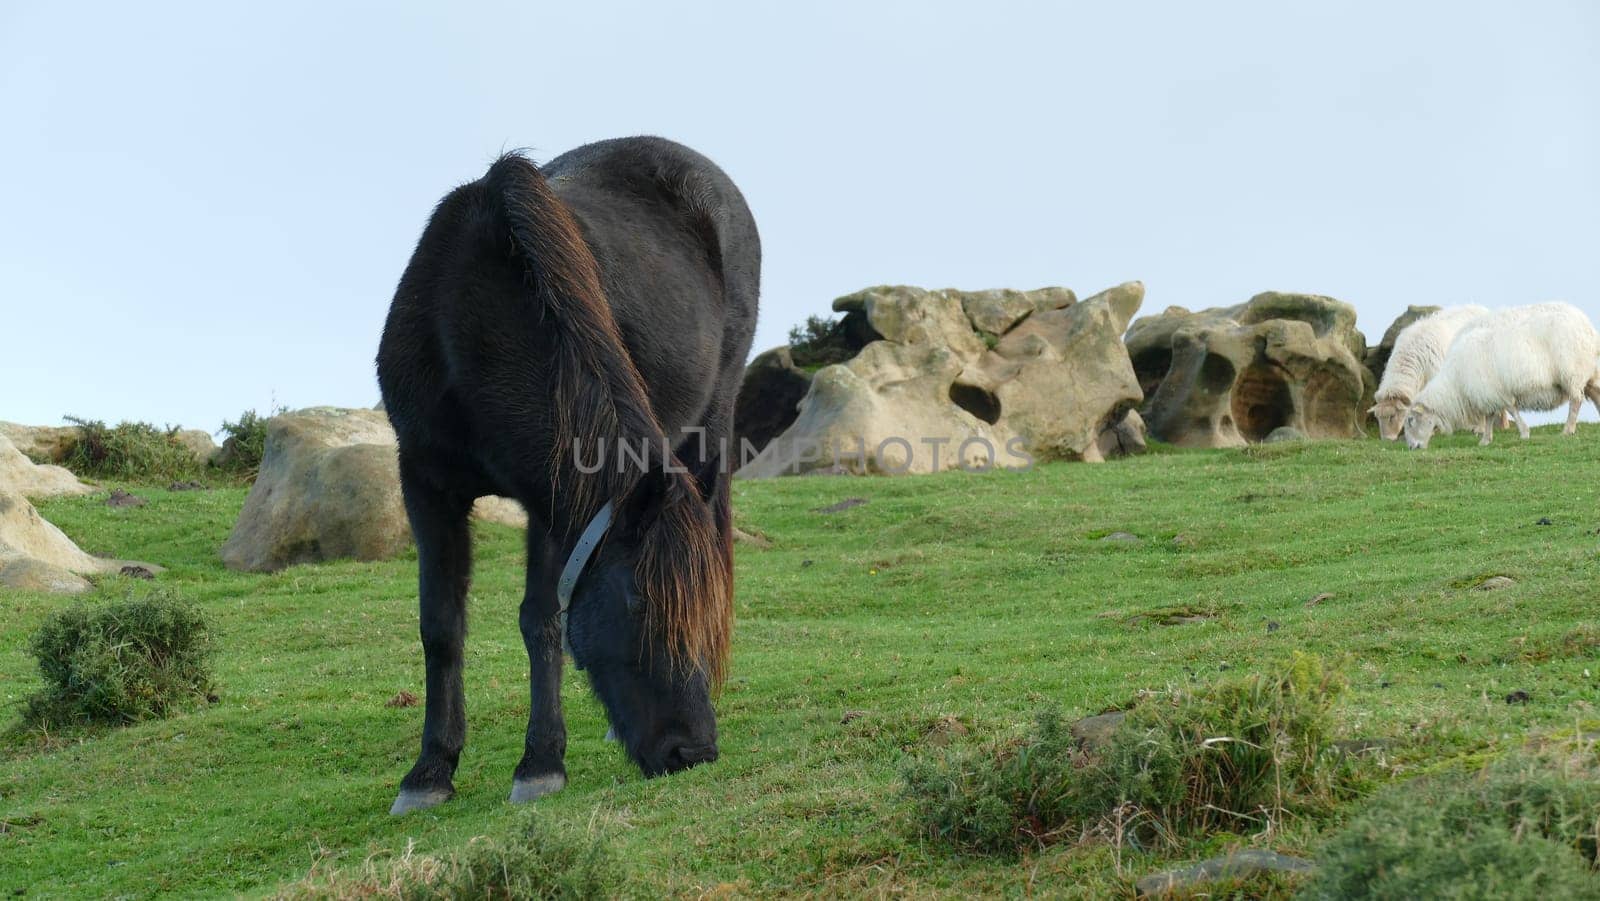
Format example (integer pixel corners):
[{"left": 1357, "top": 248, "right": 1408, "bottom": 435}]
[{"left": 376, "top": 137, "right": 759, "bottom": 814}]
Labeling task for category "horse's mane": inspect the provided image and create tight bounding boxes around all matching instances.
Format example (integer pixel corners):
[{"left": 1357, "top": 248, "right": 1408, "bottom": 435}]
[{"left": 484, "top": 152, "right": 731, "bottom": 687}]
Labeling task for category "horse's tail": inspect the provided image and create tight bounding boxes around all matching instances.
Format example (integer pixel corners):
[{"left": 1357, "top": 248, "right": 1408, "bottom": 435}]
[{"left": 484, "top": 153, "right": 731, "bottom": 686}]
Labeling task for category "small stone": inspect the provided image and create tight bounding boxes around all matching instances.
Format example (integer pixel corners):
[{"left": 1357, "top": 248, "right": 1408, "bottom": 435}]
[
  {"left": 732, "top": 527, "right": 772, "bottom": 549},
  {"left": 168, "top": 481, "right": 206, "bottom": 492},
  {"left": 1266, "top": 620, "right": 1281, "bottom": 633},
  {"left": 922, "top": 715, "right": 969, "bottom": 746},
  {"left": 1475, "top": 576, "right": 1516, "bottom": 591},
  {"left": 1135, "top": 850, "right": 1316, "bottom": 897},
  {"left": 1101, "top": 531, "right": 1141, "bottom": 544},
  {"left": 1262, "top": 426, "right": 1306, "bottom": 444},
  {"left": 1536, "top": 517, "right": 1553, "bottom": 526},
  {"left": 106, "top": 489, "right": 147, "bottom": 508},
  {"left": 812, "top": 497, "right": 867, "bottom": 515},
  {"left": 800, "top": 559, "right": 814, "bottom": 568},
  {"left": 1506, "top": 690, "right": 1531, "bottom": 705},
  {"left": 119, "top": 564, "right": 155, "bottom": 580},
  {"left": 1069, "top": 711, "right": 1127, "bottom": 752}
]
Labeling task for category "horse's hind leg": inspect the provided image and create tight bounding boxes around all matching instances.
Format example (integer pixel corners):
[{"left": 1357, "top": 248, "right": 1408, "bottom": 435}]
[
  {"left": 511, "top": 526, "right": 568, "bottom": 803},
  {"left": 391, "top": 458, "right": 475, "bottom": 815}
]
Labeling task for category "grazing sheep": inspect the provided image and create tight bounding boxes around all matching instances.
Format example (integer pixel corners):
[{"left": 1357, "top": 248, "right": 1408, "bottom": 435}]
[
  {"left": 1403, "top": 302, "right": 1600, "bottom": 449},
  {"left": 1371, "top": 305, "right": 1491, "bottom": 440}
]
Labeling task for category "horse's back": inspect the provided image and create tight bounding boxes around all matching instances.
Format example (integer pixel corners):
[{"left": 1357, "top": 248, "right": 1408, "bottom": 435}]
[{"left": 545, "top": 137, "right": 760, "bottom": 430}]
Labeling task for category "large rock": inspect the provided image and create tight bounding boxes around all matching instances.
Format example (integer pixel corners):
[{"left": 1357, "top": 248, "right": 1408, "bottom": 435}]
[
  {"left": 220, "top": 407, "right": 533, "bottom": 571},
  {"left": 1126, "top": 292, "right": 1371, "bottom": 447},
  {"left": 0, "top": 489, "right": 157, "bottom": 594},
  {"left": 0, "top": 422, "right": 82, "bottom": 463},
  {"left": 173, "top": 429, "right": 220, "bottom": 464},
  {"left": 737, "top": 283, "right": 1144, "bottom": 477},
  {"left": 732, "top": 346, "right": 815, "bottom": 460},
  {"left": 0, "top": 435, "right": 94, "bottom": 499},
  {"left": 221, "top": 408, "right": 409, "bottom": 572},
  {"left": 1364, "top": 304, "right": 1441, "bottom": 387}
]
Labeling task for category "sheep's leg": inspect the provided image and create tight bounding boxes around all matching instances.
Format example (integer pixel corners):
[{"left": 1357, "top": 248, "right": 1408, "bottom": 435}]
[
  {"left": 1564, "top": 398, "right": 1581, "bottom": 435},
  {"left": 1512, "top": 410, "right": 1531, "bottom": 439},
  {"left": 1477, "top": 417, "right": 1494, "bottom": 446},
  {"left": 1586, "top": 379, "right": 1600, "bottom": 419},
  {"left": 1498, "top": 410, "right": 1512, "bottom": 431}
]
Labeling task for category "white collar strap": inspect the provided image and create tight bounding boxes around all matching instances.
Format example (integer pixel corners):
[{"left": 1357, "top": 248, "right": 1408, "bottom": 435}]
[{"left": 556, "top": 501, "right": 616, "bottom": 643}]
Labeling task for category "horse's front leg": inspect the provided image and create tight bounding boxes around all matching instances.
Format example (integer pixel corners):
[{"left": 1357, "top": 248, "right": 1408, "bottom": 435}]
[
  {"left": 512, "top": 527, "right": 567, "bottom": 802},
  {"left": 392, "top": 461, "right": 474, "bottom": 815}
]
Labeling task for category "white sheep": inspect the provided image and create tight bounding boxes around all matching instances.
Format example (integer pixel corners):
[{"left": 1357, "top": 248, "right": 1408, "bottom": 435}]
[
  {"left": 1370, "top": 305, "right": 1490, "bottom": 440},
  {"left": 1403, "top": 302, "right": 1600, "bottom": 449}
]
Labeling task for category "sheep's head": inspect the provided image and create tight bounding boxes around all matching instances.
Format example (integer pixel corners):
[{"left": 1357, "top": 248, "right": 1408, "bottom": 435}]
[
  {"left": 1402, "top": 404, "right": 1444, "bottom": 450},
  {"left": 1370, "top": 395, "right": 1411, "bottom": 441}
]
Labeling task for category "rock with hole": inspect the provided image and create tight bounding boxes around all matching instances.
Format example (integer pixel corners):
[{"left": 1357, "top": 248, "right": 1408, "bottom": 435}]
[
  {"left": 737, "top": 282, "right": 1144, "bottom": 476},
  {"left": 1126, "top": 292, "right": 1372, "bottom": 447}
]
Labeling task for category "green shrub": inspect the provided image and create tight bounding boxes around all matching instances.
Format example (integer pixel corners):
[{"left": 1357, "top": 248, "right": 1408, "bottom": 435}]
[
  {"left": 24, "top": 592, "right": 214, "bottom": 727},
  {"left": 215, "top": 406, "right": 282, "bottom": 477},
  {"left": 788, "top": 314, "right": 861, "bottom": 370},
  {"left": 61, "top": 415, "right": 203, "bottom": 481},
  {"left": 904, "top": 654, "right": 1356, "bottom": 853},
  {"left": 1304, "top": 749, "right": 1600, "bottom": 899},
  {"left": 280, "top": 811, "right": 632, "bottom": 899}
]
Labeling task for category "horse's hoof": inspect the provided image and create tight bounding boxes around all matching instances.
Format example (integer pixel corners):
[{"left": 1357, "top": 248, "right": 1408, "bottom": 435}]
[
  {"left": 509, "top": 773, "right": 566, "bottom": 804},
  {"left": 390, "top": 787, "right": 452, "bottom": 815},
  {"left": 604, "top": 726, "right": 618, "bottom": 742}
]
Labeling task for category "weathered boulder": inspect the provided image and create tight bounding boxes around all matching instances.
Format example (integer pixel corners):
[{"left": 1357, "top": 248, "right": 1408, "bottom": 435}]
[
  {"left": 472, "top": 496, "right": 529, "bottom": 529},
  {"left": 220, "top": 407, "right": 535, "bottom": 571},
  {"left": 1096, "top": 409, "right": 1148, "bottom": 459},
  {"left": 1127, "top": 292, "right": 1371, "bottom": 447},
  {"left": 0, "top": 422, "right": 81, "bottom": 463},
  {"left": 737, "top": 283, "right": 1144, "bottom": 477},
  {"left": 0, "top": 435, "right": 95, "bottom": 499},
  {"left": 221, "top": 408, "right": 408, "bottom": 572},
  {"left": 732, "top": 346, "right": 815, "bottom": 459},
  {"left": 1364, "top": 304, "right": 1440, "bottom": 387},
  {"left": 173, "top": 429, "right": 220, "bottom": 464},
  {"left": 0, "top": 489, "right": 158, "bottom": 594}
]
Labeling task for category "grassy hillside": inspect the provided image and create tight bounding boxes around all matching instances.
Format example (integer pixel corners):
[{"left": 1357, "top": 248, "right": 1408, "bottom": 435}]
[{"left": 4, "top": 428, "right": 1600, "bottom": 897}]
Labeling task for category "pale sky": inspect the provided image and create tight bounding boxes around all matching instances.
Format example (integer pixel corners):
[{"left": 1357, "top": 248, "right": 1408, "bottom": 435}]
[{"left": 3, "top": 2, "right": 1596, "bottom": 432}]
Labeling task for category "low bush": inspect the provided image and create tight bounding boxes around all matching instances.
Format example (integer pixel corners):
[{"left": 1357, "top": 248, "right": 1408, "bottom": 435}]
[
  {"left": 1304, "top": 747, "right": 1600, "bottom": 899},
  {"left": 280, "top": 812, "right": 632, "bottom": 899},
  {"left": 788, "top": 314, "right": 861, "bottom": 371},
  {"left": 215, "top": 406, "right": 281, "bottom": 477},
  {"left": 61, "top": 415, "right": 203, "bottom": 482},
  {"left": 904, "top": 654, "right": 1357, "bottom": 853},
  {"left": 24, "top": 592, "right": 214, "bottom": 727}
]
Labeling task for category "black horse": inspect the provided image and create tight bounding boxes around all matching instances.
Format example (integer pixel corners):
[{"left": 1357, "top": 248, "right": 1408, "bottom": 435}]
[{"left": 376, "top": 137, "right": 759, "bottom": 814}]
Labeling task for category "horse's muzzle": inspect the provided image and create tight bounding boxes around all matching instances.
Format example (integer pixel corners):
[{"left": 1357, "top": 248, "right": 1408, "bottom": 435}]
[{"left": 644, "top": 740, "right": 718, "bottom": 776}]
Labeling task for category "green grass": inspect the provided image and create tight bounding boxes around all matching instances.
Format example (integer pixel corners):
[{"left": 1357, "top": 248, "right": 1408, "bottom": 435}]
[{"left": 4, "top": 426, "right": 1600, "bottom": 897}]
